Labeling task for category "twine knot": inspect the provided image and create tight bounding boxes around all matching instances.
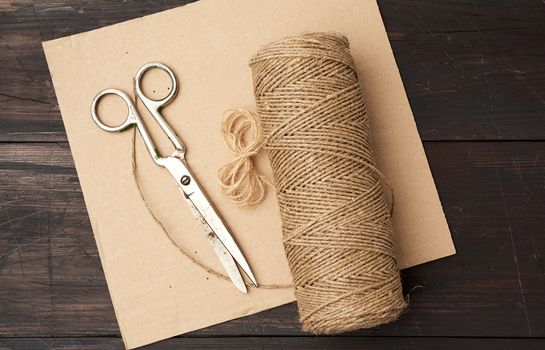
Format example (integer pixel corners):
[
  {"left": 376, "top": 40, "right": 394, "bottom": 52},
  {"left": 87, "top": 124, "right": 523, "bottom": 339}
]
[{"left": 218, "top": 109, "right": 270, "bottom": 206}]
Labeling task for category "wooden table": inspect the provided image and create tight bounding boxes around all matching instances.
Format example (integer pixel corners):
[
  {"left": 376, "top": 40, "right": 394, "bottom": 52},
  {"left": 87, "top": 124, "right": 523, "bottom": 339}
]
[{"left": 1, "top": 1, "right": 544, "bottom": 349}]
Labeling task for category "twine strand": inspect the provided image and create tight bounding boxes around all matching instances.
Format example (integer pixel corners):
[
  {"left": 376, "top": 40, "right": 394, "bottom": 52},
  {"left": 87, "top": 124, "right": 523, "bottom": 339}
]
[
  {"left": 249, "top": 32, "right": 406, "bottom": 334},
  {"left": 218, "top": 109, "right": 271, "bottom": 206},
  {"left": 130, "top": 85, "right": 290, "bottom": 289}
]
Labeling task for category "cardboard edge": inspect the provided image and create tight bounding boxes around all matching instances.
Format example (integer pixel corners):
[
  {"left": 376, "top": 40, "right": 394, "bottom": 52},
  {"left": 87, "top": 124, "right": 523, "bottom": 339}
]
[
  {"left": 41, "top": 40, "right": 133, "bottom": 349},
  {"left": 369, "top": 0, "right": 456, "bottom": 265},
  {"left": 41, "top": 1, "right": 202, "bottom": 47},
  {"left": 39, "top": 0, "right": 457, "bottom": 346}
]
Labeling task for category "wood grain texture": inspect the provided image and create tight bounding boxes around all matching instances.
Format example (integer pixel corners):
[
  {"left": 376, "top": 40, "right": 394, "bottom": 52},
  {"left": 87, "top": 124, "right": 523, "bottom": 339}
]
[
  {"left": 1, "top": 142, "right": 544, "bottom": 340},
  {"left": 2, "top": 337, "right": 545, "bottom": 350},
  {"left": 381, "top": 0, "right": 545, "bottom": 140},
  {"left": 0, "top": 0, "right": 192, "bottom": 142},
  {"left": 0, "top": 0, "right": 544, "bottom": 141},
  {"left": 1, "top": 0, "right": 545, "bottom": 349}
]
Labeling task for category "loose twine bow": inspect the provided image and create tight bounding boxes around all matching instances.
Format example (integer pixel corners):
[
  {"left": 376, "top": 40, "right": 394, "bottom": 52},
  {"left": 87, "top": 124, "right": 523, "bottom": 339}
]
[{"left": 218, "top": 109, "right": 271, "bottom": 206}]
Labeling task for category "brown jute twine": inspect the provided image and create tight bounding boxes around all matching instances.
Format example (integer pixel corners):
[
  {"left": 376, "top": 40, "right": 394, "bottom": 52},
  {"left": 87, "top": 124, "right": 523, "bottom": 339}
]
[
  {"left": 218, "top": 109, "right": 271, "bottom": 206},
  {"left": 249, "top": 32, "right": 407, "bottom": 333},
  {"left": 129, "top": 82, "right": 290, "bottom": 290}
]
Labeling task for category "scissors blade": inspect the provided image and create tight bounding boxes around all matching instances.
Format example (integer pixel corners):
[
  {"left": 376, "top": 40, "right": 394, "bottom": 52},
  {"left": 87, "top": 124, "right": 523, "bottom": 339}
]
[
  {"left": 162, "top": 156, "right": 258, "bottom": 287},
  {"left": 206, "top": 232, "right": 247, "bottom": 293},
  {"left": 181, "top": 191, "right": 247, "bottom": 293},
  {"left": 185, "top": 190, "right": 257, "bottom": 286}
]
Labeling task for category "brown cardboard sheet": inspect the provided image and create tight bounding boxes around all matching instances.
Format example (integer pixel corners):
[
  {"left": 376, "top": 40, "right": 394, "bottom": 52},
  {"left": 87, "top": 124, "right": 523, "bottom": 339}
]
[{"left": 42, "top": 0, "right": 455, "bottom": 348}]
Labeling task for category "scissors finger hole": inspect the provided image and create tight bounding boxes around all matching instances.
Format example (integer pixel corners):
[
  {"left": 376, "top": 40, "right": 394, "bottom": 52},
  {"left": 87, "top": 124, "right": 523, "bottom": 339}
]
[
  {"left": 91, "top": 89, "right": 134, "bottom": 132},
  {"left": 138, "top": 66, "right": 175, "bottom": 102}
]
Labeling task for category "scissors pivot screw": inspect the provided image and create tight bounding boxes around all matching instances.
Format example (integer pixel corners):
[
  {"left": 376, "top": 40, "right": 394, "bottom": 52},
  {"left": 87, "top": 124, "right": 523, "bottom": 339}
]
[{"left": 180, "top": 175, "right": 191, "bottom": 186}]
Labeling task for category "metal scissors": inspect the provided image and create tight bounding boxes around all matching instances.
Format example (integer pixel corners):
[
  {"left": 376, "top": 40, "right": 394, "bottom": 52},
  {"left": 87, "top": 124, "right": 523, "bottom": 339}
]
[{"left": 90, "top": 62, "right": 257, "bottom": 293}]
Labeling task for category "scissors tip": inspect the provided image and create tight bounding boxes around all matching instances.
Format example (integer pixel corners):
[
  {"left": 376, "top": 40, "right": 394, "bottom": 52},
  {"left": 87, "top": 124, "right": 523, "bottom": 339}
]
[
  {"left": 246, "top": 273, "right": 258, "bottom": 287},
  {"left": 236, "top": 283, "right": 248, "bottom": 294}
]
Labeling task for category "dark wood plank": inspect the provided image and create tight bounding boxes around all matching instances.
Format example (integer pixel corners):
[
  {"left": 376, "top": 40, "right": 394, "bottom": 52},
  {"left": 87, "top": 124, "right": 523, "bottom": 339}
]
[
  {"left": 1, "top": 141, "right": 544, "bottom": 338},
  {"left": 2, "top": 337, "right": 545, "bottom": 350},
  {"left": 380, "top": 0, "right": 545, "bottom": 140},
  {"left": 0, "top": 0, "right": 192, "bottom": 142},
  {"left": 1, "top": 0, "right": 545, "bottom": 141},
  {"left": 0, "top": 143, "right": 117, "bottom": 335}
]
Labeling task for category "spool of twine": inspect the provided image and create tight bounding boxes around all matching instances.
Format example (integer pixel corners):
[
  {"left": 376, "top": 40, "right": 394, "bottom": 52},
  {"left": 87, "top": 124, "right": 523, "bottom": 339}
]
[{"left": 249, "top": 32, "right": 407, "bottom": 333}]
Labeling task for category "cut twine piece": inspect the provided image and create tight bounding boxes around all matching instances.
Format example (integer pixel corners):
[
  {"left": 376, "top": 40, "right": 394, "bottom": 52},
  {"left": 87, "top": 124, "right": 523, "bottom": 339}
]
[
  {"left": 129, "top": 84, "right": 291, "bottom": 290},
  {"left": 218, "top": 109, "right": 271, "bottom": 206},
  {"left": 250, "top": 32, "right": 407, "bottom": 333}
]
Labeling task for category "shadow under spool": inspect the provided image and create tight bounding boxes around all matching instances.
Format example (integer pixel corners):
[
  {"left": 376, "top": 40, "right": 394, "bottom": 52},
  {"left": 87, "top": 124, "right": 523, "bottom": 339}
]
[{"left": 249, "top": 32, "right": 407, "bottom": 333}]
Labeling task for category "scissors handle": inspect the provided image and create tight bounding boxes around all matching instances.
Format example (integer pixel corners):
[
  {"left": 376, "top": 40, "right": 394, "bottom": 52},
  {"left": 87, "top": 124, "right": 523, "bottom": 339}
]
[
  {"left": 91, "top": 88, "right": 162, "bottom": 162},
  {"left": 91, "top": 88, "right": 138, "bottom": 132},
  {"left": 135, "top": 63, "right": 185, "bottom": 156}
]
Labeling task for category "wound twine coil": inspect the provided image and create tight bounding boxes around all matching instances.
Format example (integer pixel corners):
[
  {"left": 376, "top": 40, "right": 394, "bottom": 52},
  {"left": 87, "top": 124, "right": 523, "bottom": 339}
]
[
  {"left": 218, "top": 109, "right": 270, "bottom": 206},
  {"left": 249, "top": 32, "right": 407, "bottom": 333}
]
